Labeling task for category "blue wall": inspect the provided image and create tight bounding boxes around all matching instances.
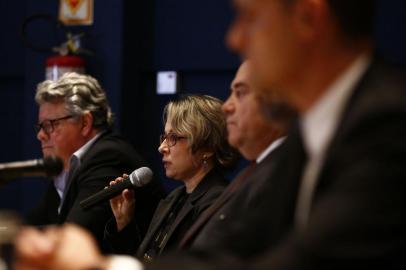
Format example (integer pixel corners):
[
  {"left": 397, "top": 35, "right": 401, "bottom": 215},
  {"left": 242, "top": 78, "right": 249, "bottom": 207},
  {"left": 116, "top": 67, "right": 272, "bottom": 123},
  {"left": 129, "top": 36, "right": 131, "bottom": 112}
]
[
  {"left": 0, "top": 0, "right": 29, "bottom": 211},
  {"left": 0, "top": 0, "right": 405, "bottom": 217}
]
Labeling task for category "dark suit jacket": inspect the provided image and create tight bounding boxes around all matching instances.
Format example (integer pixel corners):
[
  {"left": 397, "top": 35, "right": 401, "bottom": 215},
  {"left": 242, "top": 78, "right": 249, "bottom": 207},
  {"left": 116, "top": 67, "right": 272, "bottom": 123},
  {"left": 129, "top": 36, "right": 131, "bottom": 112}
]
[
  {"left": 188, "top": 147, "right": 284, "bottom": 256},
  {"left": 26, "top": 131, "right": 164, "bottom": 250},
  {"left": 148, "top": 58, "right": 406, "bottom": 269},
  {"left": 104, "top": 168, "right": 228, "bottom": 258}
]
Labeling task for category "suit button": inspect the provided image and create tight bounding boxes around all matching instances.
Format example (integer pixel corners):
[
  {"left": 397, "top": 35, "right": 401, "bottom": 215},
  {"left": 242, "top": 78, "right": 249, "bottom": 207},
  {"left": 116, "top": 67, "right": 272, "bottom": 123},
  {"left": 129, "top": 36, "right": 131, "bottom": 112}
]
[{"left": 219, "top": 214, "right": 225, "bottom": 220}]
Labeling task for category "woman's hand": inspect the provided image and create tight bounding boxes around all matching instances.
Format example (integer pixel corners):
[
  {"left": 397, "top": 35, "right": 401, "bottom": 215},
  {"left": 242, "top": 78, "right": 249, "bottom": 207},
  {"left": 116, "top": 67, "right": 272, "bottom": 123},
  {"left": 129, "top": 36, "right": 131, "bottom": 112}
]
[{"left": 109, "top": 174, "right": 136, "bottom": 231}]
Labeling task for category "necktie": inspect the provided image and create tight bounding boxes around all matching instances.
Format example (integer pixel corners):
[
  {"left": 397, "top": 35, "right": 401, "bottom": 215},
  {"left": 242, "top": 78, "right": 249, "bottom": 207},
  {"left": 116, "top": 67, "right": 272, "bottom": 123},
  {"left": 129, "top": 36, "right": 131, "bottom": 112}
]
[
  {"left": 178, "top": 162, "right": 257, "bottom": 248},
  {"left": 278, "top": 121, "right": 308, "bottom": 229}
]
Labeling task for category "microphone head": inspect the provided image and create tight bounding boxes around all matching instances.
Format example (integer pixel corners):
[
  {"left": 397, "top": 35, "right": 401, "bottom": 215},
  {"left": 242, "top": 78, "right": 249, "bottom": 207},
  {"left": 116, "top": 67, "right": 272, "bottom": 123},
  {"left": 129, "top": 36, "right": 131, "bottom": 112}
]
[
  {"left": 43, "top": 156, "right": 64, "bottom": 177},
  {"left": 129, "top": 167, "right": 153, "bottom": 187}
]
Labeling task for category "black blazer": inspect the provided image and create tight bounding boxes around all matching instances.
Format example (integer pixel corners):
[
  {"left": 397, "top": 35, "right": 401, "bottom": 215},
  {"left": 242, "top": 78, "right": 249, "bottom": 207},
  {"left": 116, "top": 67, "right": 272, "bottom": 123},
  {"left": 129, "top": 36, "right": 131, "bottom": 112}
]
[
  {"left": 26, "top": 131, "right": 164, "bottom": 250},
  {"left": 104, "top": 168, "right": 228, "bottom": 258},
  {"left": 147, "top": 58, "right": 406, "bottom": 270}
]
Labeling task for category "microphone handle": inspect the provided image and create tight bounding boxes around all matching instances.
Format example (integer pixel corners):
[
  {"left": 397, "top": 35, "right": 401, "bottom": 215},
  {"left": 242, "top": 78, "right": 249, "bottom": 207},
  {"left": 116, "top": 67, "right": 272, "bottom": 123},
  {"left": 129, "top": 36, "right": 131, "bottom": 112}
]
[{"left": 80, "top": 179, "right": 133, "bottom": 210}]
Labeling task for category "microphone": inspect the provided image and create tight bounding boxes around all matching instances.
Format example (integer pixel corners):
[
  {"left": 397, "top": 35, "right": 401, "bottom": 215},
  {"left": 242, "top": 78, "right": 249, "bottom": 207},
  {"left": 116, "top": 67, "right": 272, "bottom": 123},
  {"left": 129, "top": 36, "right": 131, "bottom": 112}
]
[
  {"left": 0, "top": 156, "right": 63, "bottom": 182},
  {"left": 79, "top": 167, "right": 153, "bottom": 210}
]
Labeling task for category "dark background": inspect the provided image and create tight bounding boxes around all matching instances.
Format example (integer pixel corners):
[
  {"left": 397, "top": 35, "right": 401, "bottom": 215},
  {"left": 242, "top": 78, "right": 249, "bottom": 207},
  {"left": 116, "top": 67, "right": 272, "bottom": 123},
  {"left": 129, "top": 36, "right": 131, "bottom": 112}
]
[{"left": 0, "top": 0, "right": 405, "bottom": 218}]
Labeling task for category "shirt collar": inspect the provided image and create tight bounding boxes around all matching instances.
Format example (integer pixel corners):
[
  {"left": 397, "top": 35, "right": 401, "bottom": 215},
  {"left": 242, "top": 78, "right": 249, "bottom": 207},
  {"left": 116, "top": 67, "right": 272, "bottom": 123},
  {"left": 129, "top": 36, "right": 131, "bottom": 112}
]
[
  {"left": 70, "top": 131, "right": 104, "bottom": 167},
  {"left": 256, "top": 136, "right": 286, "bottom": 164},
  {"left": 300, "top": 53, "right": 371, "bottom": 159}
]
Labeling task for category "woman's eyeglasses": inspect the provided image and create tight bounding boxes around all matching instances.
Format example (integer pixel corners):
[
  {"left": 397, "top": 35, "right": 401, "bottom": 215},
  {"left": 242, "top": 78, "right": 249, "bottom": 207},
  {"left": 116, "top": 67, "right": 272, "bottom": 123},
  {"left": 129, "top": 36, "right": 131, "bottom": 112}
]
[{"left": 159, "top": 133, "right": 186, "bottom": 147}]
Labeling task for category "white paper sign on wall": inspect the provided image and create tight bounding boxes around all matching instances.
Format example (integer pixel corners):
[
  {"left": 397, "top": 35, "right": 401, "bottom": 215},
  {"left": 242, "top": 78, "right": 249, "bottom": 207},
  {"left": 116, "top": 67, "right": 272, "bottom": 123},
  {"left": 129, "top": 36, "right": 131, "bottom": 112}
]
[{"left": 157, "top": 71, "right": 178, "bottom": 95}]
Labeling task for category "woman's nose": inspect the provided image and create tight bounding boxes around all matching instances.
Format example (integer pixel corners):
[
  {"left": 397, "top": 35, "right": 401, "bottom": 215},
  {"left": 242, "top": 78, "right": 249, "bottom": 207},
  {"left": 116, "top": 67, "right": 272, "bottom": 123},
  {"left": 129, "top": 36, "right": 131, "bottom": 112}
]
[{"left": 158, "top": 141, "right": 168, "bottom": 154}]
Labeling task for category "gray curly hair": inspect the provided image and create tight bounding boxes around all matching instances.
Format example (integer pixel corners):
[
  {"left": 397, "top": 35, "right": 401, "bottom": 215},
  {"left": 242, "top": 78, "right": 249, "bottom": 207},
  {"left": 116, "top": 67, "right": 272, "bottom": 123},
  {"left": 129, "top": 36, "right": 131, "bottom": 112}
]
[{"left": 35, "top": 72, "right": 114, "bottom": 130}]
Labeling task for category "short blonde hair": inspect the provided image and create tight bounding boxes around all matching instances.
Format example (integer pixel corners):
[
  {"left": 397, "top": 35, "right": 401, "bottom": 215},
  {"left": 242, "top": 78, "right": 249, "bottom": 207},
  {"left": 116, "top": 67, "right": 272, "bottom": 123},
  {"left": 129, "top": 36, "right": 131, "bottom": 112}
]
[{"left": 164, "top": 94, "right": 238, "bottom": 169}]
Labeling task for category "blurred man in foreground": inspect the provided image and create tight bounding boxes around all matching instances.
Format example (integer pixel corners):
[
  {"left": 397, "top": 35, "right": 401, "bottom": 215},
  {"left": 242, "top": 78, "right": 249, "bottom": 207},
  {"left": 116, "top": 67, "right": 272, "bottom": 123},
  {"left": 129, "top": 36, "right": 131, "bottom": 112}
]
[{"left": 221, "top": 0, "right": 406, "bottom": 268}]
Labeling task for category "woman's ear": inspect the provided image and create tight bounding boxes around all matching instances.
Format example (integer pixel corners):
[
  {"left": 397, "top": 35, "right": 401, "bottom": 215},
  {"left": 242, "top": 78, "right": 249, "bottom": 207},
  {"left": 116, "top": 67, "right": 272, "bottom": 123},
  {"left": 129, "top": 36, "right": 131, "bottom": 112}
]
[
  {"left": 202, "top": 151, "right": 214, "bottom": 160},
  {"left": 200, "top": 151, "right": 215, "bottom": 168}
]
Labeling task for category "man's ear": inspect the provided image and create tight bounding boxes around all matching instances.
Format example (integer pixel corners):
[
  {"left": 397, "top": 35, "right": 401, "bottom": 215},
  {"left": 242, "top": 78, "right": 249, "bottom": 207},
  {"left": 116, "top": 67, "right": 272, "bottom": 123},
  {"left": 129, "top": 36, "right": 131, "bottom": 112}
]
[
  {"left": 81, "top": 113, "right": 94, "bottom": 136},
  {"left": 292, "top": 0, "right": 329, "bottom": 42}
]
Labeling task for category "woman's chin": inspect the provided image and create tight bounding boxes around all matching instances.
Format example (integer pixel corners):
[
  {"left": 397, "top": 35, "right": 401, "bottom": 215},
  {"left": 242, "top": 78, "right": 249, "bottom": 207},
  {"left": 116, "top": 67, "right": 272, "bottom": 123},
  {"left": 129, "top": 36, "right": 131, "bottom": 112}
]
[
  {"left": 164, "top": 170, "right": 174, "bottom": 179},
  {"left": 165, "top": 172, "right": 182, "bottom": 182}
]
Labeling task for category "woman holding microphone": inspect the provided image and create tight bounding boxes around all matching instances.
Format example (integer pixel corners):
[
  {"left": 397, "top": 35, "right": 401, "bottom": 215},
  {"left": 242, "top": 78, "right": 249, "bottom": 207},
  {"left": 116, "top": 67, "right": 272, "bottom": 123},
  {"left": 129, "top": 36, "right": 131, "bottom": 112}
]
[{"left": 105, "top": 94, "right": 238, "bottom": 261}]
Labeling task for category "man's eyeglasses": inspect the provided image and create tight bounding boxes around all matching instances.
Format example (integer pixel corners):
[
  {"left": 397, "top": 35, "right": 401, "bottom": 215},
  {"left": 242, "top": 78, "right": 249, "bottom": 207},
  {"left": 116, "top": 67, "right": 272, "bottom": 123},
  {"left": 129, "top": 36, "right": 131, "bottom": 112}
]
[
  {"left": 159, "top": 133, "right": 187, "bottom": 147},
  {"left": 35, "top": 115, "right": 74, "bottom": 134}
]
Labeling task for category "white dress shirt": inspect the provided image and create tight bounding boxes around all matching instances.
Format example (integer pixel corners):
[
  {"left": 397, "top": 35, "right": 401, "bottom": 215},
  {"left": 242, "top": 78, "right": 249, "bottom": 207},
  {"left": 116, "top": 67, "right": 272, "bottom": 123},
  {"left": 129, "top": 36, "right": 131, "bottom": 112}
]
[
  {"left": 256, "top": 137, "right": 286, "bottom": 164},
  {"left": 295, "top": 53, "right": 372, "bottom": 229},
  {"left": 54, "top": 132, "right": 103, "bottom": 213}
]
